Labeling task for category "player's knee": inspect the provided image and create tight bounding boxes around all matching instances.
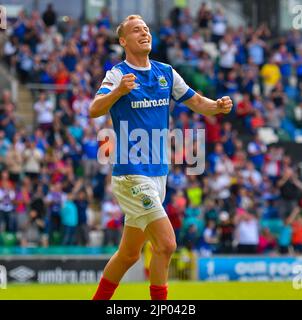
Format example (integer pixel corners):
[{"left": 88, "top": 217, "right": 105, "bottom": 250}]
[
  {"left": 154, "top": 240, "right": 177, "bottom": 257},
  {"left": 118, "top": 251, "right": 141, "bottom": 266}
]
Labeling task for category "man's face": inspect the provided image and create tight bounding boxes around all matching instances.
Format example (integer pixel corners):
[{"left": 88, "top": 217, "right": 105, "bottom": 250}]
[{"left": 120, "top": 19, "right": 152, "bottom": 55}]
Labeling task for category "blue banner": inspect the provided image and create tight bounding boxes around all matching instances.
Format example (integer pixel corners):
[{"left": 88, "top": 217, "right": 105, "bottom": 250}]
[{"left": 198, "top": 256, "right": 302, "bottom": 281}]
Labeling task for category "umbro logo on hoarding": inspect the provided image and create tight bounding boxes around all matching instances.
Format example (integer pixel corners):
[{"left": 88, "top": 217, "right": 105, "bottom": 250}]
[{"left": 9, "top": 266, "right": 35, "bottom": 282}]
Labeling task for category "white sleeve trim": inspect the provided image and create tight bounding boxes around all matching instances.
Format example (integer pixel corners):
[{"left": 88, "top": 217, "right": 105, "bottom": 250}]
[
  {"left": 172, "top": 69, "right": 190, "bottom": 101},
  {"left": 100, "top": 68, "right": 123, "bottom": 91}
]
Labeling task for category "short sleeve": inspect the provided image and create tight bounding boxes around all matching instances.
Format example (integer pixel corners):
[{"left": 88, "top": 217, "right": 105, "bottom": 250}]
[
  {"left": 172, "top": 69, "right": 196, "bottom": 103},
  {"left": 96, "top": 68, "right": 123, "bottom": 95}
]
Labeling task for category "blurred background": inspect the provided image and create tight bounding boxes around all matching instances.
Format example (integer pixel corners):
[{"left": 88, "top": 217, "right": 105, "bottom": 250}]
[{"left": 0, "top": 0, "right": 302, "bottom": 294}]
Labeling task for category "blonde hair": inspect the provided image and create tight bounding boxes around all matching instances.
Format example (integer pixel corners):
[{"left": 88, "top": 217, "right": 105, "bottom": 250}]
[{"left": 116, "top": 15, "right": 143, "bottom": 38}]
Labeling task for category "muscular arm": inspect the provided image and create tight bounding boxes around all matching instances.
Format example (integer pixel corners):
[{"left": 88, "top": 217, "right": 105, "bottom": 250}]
[
  {"left": 89, "top": 73, "right": 136, "bottom": 118},
  {"left": 183, "top": 93, "right": 233, "bottom": 116},
  {"left": 89, "top": 90, "right": 123, "bottom": 118}
]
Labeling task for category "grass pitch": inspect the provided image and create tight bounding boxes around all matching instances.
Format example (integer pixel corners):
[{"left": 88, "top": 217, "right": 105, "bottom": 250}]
[{"left": 1, "top": 281, "right": 302, "bottom": 300}]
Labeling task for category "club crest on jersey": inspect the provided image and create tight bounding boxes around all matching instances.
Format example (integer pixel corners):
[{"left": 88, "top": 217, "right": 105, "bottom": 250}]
[
  {"left": 133, "top": 82, "right": 140, "bottom": 90},
  {"left": 141, "top": 195, "right": 154, "bottom": 209},
  {"left": 158, "top": 76, "right": 168, "bottom": 87}
]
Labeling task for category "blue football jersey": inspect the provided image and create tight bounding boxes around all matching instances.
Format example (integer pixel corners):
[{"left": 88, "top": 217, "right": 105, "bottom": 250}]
[{"left": 96, "top": 59, "right": 195, "bottom": 176}]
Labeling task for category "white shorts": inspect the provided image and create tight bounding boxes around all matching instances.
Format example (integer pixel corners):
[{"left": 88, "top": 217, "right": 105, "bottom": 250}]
[{"left": 112, "top": 175, "right": 167, "bottom": 231}]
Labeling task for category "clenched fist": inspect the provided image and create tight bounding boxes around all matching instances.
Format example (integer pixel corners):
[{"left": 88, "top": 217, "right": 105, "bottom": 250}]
[
  {"left": 116, "top": 73, "right": 137, "bottom": 96},
  {"left": 216, "top": 96, "right": 233, "bottom": 114}
]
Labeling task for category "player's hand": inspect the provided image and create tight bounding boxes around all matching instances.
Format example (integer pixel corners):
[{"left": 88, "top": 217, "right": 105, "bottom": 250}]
[
  {"left": 216, "top": 96, "right": 233, "bottom": 114},
  {"left": 116, "top": 73, "right": 137, "bottom": 96}
]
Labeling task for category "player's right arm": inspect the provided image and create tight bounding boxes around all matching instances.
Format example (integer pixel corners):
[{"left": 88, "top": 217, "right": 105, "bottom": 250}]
[{"left": 89, "top": 72, "right": 136, "bottom": 118}]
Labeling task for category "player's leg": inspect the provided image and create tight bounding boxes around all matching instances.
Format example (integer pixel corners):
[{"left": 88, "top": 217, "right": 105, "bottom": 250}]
[
  {"left": 103, "top": 225, "right": 146, "bottom": 282},
  {"left": 92, "top": 225, "right": 146, "bottom": 300},
  {"left": 144, "top": 216, "right": 177, "bottom": 300}
]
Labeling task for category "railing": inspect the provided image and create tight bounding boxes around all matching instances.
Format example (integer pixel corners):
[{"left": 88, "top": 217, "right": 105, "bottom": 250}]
[
  {"left": 0, "top": 63, "right": 18, "bottom": 103},
  {"left": 25, "top": 83, "right": 73, "bottom": 92}
]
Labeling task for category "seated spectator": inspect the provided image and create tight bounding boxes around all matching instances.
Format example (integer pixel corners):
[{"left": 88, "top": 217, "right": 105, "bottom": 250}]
[{"left": 21, "top": 209, "right": 47, "bottom": 247}]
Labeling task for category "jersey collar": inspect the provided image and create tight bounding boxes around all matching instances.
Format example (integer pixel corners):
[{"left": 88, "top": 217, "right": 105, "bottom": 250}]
[{"left": 124, "top": 60, "right": 151, "bottom": 71}]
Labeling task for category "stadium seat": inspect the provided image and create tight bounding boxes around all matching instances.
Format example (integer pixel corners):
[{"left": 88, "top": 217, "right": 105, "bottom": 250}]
[
  {"left": 277, "top": 128, "right": 291, "bottom": 142},
  {"left": 0, "top": 232, "right": 18, "bottom": 247},
  {"left": 50, "top": 231, "right": 62, "bottom": 245}
]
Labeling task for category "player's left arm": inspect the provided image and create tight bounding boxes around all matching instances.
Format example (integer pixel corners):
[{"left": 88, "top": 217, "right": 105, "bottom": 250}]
[
  {"left": 171, "top": 68, "right": 233, "bottom": 116},
  {"left": 183, "top": 93, "right": 233, "bottom": 116}
]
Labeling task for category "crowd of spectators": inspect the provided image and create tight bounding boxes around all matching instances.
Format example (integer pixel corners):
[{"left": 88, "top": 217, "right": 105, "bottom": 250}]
[{"left": 0, "top": 3, "right": 302, "bottom": 255}]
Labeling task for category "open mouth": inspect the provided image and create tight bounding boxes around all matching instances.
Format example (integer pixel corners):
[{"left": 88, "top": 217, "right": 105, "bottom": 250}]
[{"left": 139, "top": 39, "right": 150, "bottom": 44}]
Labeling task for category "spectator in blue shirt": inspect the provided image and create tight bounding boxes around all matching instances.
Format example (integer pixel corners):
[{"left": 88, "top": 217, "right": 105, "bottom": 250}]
[{"left": 60, "top": 192, "right": 78, "bottom": 245}]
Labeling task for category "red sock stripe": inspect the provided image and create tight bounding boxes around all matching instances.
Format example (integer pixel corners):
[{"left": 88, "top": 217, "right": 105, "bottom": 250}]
[
  {"left": 92, "top": 277, "right": 119, "bottom": 300},
  {"left": 150, "top": 284, "right": 168, "bottom": 300}
]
